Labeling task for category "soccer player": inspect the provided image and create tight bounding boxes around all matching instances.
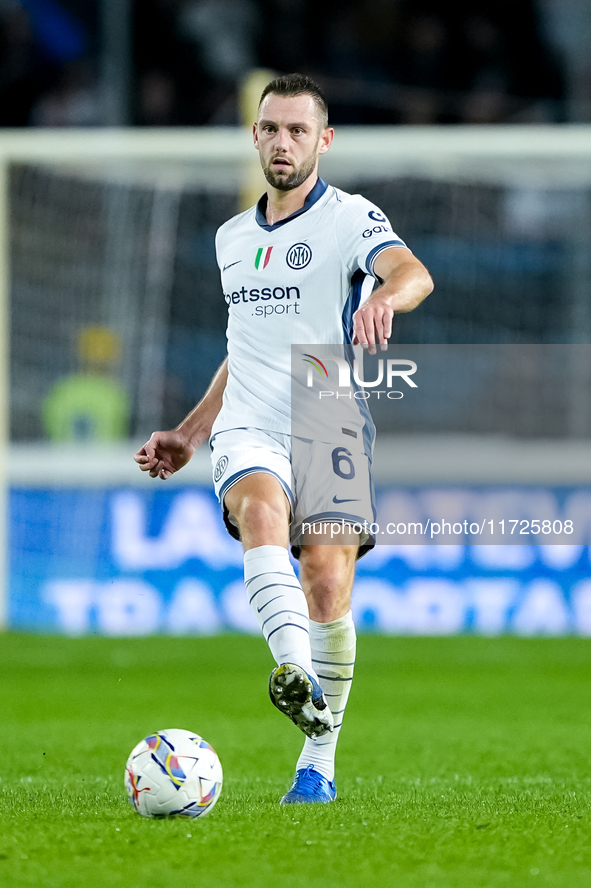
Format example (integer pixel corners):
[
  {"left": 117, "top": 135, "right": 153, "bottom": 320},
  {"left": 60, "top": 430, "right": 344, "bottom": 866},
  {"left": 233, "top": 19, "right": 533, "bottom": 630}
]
[{"left": 135, "top": 73, "right": 433, "bottom": 804}]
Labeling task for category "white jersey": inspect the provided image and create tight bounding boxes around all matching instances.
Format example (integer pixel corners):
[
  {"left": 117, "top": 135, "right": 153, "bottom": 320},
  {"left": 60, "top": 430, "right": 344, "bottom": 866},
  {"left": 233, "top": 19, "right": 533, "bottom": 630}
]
[{"left": 211, "top": 178, "right": 407, "bottom": 455}]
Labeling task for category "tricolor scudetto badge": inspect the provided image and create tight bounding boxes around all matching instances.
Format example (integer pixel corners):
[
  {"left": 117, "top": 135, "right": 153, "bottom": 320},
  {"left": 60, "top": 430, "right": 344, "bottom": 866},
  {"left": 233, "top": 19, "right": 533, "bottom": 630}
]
[{"left": 255, "top": 246, "right": 273, "bottom": 270}]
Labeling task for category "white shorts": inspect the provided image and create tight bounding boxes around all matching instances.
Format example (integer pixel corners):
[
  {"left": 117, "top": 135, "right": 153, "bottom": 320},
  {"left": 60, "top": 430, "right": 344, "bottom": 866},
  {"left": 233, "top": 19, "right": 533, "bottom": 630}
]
[{"left": 210, "top": 427, "right": 375, "bottom": 558}]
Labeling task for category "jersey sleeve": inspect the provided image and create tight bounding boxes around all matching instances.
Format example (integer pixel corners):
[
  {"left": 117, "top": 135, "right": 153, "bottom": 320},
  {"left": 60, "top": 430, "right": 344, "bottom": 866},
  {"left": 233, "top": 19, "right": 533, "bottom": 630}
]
[
  {"left": 335, "top": 194, "right": 408, "bottom": 278},
  {"left": 214, "top": 224, "right": 226, "bottom": 271}
]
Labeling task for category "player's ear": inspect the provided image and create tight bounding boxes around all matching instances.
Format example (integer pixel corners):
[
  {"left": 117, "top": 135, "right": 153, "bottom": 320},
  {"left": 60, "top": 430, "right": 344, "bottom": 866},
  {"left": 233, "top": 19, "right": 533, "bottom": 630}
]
[
  {"left": 318, "top": 127, "right": 334, "bottom": 155},
  {"left": 253, "top": 122, "right": 259, "bottom": 147}
]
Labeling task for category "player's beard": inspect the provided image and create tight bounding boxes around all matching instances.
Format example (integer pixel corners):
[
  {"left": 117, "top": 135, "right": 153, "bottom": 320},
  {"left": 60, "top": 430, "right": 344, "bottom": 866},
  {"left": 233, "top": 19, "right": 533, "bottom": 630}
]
[{"left": 262, "top": 146, "right": 319, "bottom": 191}]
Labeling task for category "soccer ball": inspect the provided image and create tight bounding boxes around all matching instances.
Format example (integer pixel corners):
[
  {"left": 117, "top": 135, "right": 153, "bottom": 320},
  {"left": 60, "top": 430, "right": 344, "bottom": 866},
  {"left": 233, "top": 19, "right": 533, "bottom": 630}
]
[{"left": 124, "top": 728, "right": 223, "bottom": 818}]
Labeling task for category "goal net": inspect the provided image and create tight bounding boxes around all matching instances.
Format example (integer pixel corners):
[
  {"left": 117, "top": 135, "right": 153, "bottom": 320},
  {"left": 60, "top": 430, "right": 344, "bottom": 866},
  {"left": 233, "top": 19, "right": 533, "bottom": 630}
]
[
  {"left": 7, "top": 127, "right": 591, "bottom": 442},
  {"left": 3, "top": 125, "right": 591, "bottom": 635}
]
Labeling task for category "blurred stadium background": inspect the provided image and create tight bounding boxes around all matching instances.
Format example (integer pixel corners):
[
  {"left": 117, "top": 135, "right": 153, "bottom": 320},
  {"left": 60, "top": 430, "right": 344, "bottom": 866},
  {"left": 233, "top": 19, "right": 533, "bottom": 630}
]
[{"left": 2, "top": 0, "right": 591, "bottom": 637}]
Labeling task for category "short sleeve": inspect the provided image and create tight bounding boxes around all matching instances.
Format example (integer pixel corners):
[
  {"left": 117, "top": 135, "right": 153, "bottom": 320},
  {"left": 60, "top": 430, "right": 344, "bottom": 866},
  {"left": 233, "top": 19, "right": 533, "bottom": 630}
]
[
  {"left": 335, "top": 194, "right": 408, "bottom": 278},
  {"left": 214, "top": 225, "right": 224, "bottom": 271}
]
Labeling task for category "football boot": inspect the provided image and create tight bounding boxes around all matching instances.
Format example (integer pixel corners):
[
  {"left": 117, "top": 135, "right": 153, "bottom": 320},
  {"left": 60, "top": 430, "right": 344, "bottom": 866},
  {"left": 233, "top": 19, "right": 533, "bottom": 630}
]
[
  {"left": 280, "top": 765, "right": 337, "bottom": 804},
  {"left": 269, "top": 663, "right": 334, "bottom": 739}
]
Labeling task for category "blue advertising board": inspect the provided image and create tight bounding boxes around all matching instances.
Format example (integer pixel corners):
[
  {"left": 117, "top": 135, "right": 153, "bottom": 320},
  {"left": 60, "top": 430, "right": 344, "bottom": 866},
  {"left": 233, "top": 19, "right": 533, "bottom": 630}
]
[{"left": 9, "top": 486, "right": 591, "bottom": 635}]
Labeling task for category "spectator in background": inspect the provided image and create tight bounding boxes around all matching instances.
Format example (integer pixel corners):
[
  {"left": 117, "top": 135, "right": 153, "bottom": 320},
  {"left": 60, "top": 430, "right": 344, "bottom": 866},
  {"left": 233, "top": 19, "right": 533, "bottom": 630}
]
[
  {"left": 257, "top": 0, "right": 404, "bottom": 124},
  {"left": 459, "top": 13, "right": 513, "bottom": 124},
  {"left": 311, "top": 2, "right": 386, "bottom": 124},
  {"left": 43, "top": 326, "right": 130, "bottom": 443},
  {"left": 137, "top": 69, "right": 176, "bottom": 126},
  {"left": 0, "top": 0, "right": 568, "bottom": 127},
  {"left": 0, "top": 0, "right": 98, "bottom": 127},
  {"left": 175, "top": 0, "right": 261, "bottom": 123},
  {"left": 0, "top": 3, "right": 56, "bottom": 125},
  {"left": 504, "top": 0, "right": 565, "bottom": 121},
  {"left": 311, "top": 0, "right": 565, "bottom": 125},
  {"left": 395, "top": 11, "right": 454, "bottom": 123},
  {"left": 134, "top": 0, "right": 222, "bottom": 124},
  {"left": 539, "top": 0, "right": 591, "bottom": 121},
  {"left": 179, "top": 0, "right": 260, "bottom": 86},
  {"left": 458, "top": 3, "right": 565, "bottom": 123},
  {"left": 31, "top": 57, "right": 100, "bottom": 126},
  {"left": 257, "top": 0, "right": 318, "bottom": 76}
]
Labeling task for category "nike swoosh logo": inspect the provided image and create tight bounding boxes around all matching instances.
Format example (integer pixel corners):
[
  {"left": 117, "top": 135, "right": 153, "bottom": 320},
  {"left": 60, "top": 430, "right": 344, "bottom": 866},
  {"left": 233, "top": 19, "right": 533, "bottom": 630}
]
[
  {"left": 257, "top": 595, "right": 282, "bottom": 613},
  {"left": 332, "top": 496, "right": 361, "bottom": 504},
  {"left": 223, "top": 260, "right": 242, "bottom": 271}
]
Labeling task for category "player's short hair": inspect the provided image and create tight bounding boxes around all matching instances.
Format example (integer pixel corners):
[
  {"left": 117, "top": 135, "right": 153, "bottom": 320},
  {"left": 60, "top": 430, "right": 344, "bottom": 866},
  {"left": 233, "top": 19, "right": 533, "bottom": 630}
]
[{"left": 259, "top": 73, "right": 329, "bottom": 129}]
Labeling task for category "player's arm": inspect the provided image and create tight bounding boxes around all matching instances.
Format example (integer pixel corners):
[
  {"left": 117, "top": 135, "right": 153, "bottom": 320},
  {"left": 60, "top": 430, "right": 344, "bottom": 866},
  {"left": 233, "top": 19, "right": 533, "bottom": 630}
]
[
  {"left": 134, "top": 357, "right": 228, "bottom": 480},
  {"left": 353, "top": 248, "right": 433, "bottom": 354}
]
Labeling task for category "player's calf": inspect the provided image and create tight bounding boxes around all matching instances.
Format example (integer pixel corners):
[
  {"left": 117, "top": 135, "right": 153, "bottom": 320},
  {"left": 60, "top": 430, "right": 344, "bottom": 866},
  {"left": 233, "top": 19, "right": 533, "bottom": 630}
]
[{"left": 269, "top": 663, "right": 334, "bottom": 739}]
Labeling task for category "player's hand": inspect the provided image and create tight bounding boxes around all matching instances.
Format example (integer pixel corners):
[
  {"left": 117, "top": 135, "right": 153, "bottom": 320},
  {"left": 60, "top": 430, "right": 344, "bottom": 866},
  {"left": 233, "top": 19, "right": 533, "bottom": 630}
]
[
  {"left": 352, "top": 294, "right": 394, "bottom": 355},
  {"left": 134, "top": 430, "right": 196, "bottom": 480}
]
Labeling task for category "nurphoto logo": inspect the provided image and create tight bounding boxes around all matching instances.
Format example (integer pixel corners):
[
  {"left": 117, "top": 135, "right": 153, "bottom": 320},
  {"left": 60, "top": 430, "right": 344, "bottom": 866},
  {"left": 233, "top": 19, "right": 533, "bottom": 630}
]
[{"left": 302, "top": 353, "right": 417, "bottom": 400}]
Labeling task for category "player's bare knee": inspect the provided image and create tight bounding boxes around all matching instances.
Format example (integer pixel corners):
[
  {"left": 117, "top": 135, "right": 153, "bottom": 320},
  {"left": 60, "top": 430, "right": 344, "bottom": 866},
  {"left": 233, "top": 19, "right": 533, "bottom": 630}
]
[
  {"left": 307, "top": 584, "right": 350, "bottom": 623},
  {"left": 304, "top": 563, "right": 341, "bottom": 597},
  {"left": 228, "top": 494, "right": 288, "bottom": 541},
  {"left": 244, "top": 497, "right": 286, "bottom": 534},
  {"left": 311, "top": 595, "right": 347, "bottom": 623},
  {"left": 299, "top": 550, "right": 354, "bottom": 620}
]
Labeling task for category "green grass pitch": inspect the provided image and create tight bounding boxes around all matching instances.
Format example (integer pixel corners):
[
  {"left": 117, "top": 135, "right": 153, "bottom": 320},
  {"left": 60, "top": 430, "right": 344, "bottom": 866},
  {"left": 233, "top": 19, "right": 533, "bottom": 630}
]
[{"left": 1, "top": 633, "right": 591, "bottom": 888}]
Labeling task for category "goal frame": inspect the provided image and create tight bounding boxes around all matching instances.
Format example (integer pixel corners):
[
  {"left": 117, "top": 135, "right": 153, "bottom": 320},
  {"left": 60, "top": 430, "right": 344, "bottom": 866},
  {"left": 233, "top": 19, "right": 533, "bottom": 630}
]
[{"left": 2, "top": 123, "right": 591, "bottom": 628}]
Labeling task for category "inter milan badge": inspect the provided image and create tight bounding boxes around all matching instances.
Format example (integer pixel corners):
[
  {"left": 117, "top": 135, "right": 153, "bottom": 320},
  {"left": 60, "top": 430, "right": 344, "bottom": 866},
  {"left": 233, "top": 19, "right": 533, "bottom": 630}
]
[
  {"left": 214, "top": 455, "right": 229, "bottom": 482},
  {"left": 286, "top": 243, "right": 312, "bottom": 270}
]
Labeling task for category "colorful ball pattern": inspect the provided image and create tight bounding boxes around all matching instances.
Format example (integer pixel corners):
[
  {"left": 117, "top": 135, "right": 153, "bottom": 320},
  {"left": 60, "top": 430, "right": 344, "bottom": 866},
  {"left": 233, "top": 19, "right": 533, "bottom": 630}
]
[{"left": 125, "top": 728, "right": 223, "bottom": 818}]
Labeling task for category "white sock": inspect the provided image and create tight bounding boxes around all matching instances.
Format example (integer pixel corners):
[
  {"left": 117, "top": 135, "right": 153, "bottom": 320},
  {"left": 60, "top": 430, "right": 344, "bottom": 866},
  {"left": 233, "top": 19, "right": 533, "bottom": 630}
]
[
  {"left": 244, "top": 545, "right": 316, "bottom": 678},
  {"left": 295, "top": 611, "right": 356, "bottom": 782}
]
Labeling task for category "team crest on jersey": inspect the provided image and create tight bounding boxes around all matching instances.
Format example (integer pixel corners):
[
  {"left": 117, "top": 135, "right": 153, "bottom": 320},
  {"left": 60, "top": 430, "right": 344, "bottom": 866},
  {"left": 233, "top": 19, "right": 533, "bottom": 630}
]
[
  {"left": 255, "top": 246, "right": 273, "bottom": 270},
  {"left": 214, "top": 456, "right": 229, "bottom": 482},
  {"left": 286, "top": 243, "right": 312, "bottom": 270}
]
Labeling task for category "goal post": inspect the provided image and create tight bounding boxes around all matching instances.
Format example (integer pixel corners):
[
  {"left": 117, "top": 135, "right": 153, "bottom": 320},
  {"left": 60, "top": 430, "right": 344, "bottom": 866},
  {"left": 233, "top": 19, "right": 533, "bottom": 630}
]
[{"left": 0, "top": 150, "right": 8, "bottom": 629}]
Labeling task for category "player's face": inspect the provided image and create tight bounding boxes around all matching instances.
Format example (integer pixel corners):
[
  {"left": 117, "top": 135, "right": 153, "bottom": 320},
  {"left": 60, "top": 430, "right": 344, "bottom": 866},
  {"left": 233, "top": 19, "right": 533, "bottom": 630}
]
[{"left": 254, "top": 94, "right": 333, "bottom": 191}]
